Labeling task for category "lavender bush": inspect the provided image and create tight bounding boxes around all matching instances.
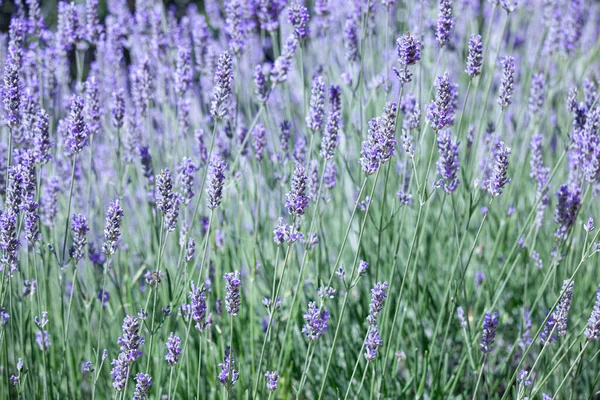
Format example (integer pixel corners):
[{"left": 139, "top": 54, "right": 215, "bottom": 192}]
[{"left": 0, "top": 1, "right": 599, "bottom": 399}]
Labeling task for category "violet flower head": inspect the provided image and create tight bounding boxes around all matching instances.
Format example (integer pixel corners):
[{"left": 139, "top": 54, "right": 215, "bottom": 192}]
[
  {"left": 321, "top": 111, "right": 341, "bottom": 160},
  {"left": 302, "top": 301, "right": 330, "bottom": 341},
  {"left": 436, "top": 0, "right": 455, "bottom": 47},
  {"left": 254, "top": 64, "right": 269, "bottom": 104},
  {"left": 270, "top": 34, "right": 298, "bottom": 83},
  {"left": 133, "top": 373, "right": 152, "bottom": 400},
  {"left": 427, "top": 72, "right": 457, "bottom": 131},
  {"left": 155, "top": 169, "right": 174, "bottom": 214},
  {"left": 306, "top": 75, "right": 326, "bottom": 133},
  {"left": 563, "top": 0, "right": 583, "bottom": 55},
  {"left": 367, "top": 282, "right": 388, "bottom": 325},
  {"left": 585, "top": 288, "right": 600, "bottom": 341},
  {"left": 289, "top": 2, "right": 310, "bottom": 40},
  {"left": 84, "top": 75, "right": 101, "bottom": 138},
  {"left": 528, "top": 73, "right": 546, "bottom": 117},
  {"left": 210, "top": 52, "right": 234, "bottom": 120},
  {"left": 497, "top": 56, "right": 516, "bottom": 108},
  {"left": 258, "top": 0, "right": 286, "bottom": 32},
  {"left": 102, "top": 199, "right": 124, "bottom": 257},
  {"left": 554, "top": 184, "right": 581, "bottom": 240},
  {"left": 344, "top": 15, "right": 359, "bottom": 63},
  {"left": 554, "top": 280, "right": 575, "bottom": 337},
  {"left": 265, "top": 370, "right": 279, "bottom": 391},
  {"left": 435, "top": 129, "right": 460, "bottom": 193},
  {"left": 364, "top": 325, "right": 383, "bottom": 362},
  {"left": 225, "top": 0, "right": 247, "bottom": 58},
  {"left": 3, "top": 59, "right": 20, "bottom": 129},
  {"left": 190, "top": 282, "right": 208, "bottom": 331},
  {"left": 117, "top": 315, "right": 145, "bottom": 362},
  {"left": 224, "top": 271, "right": 241, "bottom": 316},
  {"left": 480, "top": 311, "right": 499, "bottom": 353},
  {"left": 487, "top": 141, "right": 511, "bottom": 197},
  {"left": 0, "top": 306, "right": 9, "bottom": 326},
  {"left": 67, "top": 95, "right": 89, "bottom": 155},
  {"left": 33, "top": 109, "right": 53, "bottom": 165},
  {"left": 252, "top": 123, "right": 267, "bottom": 162},
  {"left": 218, "top": 346, "right": 239, "bottom": 387},
  {"left": 111, "top": 89, "right": 125, "bottom": 129},
  {"left": 465, "top": 34, "right": 483, "bottom": 78},
  {"left": 395, "top": 32, "right": 421, "bottom": 83},
  {"left": 175, "top": 45, "right": 192, "bottom": 98},
  {"left": 360, "top": 103, "right": 398, "bottom": 175},
  {"left": 165, "top": 333, "right": 182, "bottom": 366},
  {"left": 206, "top": 156, "right": 227, "bottom": 210},
  {"left": 1, "top": 210, "right": 20, "bottom": 274},
  {"left": 286, "top": 164, "right": 310, "bottom": 217},
  {"left": 70, "top": 214, "right": 89, "bottom": 262},
  {"left": 177, "top": 158, "right": 196, "bottom": 204}
]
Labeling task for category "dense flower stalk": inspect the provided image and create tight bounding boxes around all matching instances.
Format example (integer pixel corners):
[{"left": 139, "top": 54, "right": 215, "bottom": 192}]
[
  {"left": 210, "top": 52, "right": 234, "bottom": 120},
  {"left": 395, "top": 32, "right": 421, "bottom": 83},
  {"left": 427, "top": 72, "right": 457, "bottom": 131},
  {"left": 225, "top": 0, "right": 246, "bottom": 57},
  {"left": 286, "top": 164, "right": 310, "bottom": 216},
  {"left": 435, "top": 130, "right": 460, "bottom": 193},
  {"left": 466, "top": 34, "right": 483, "bottom": 78},
  {"left": 206, "top": 156, "right": 227, "bottom": 210},
  {"left": 165, "top": 333, "right": 182, "bottom": 366},
  {"left": 190, "top": 282, "right": 208, "bottom": 331},
  {"left": 218, "top": 346, "right": 239, "bottom": 387},
  {"left": 102, "top": 200, "right": 124, "bottom": 257},
  {"left": 554, "top": 184, "right": 581, "bottom": 240},
  {"left": 270, "top": 35, "right": 298, "bottom": 83},
  {"left": 497, "top": 56, "right": 516, "bottom": 108},
  {"left": 133, "top": 373, "right": 152, "bottom": 400},
  {"left": 302, "top": 301, "right": 330, "bottom": 341},
  {"left": 177, "top": 158, "right": 196, "bottom": 204},
  {"left": 487, "top": 142, "right": 511, "bottom": 197},
  {"left": 111, "top": 315, "right": 144, "bottom": 391},
  {"left": 436, "top": 0, "right": 455, "bottom": 47},
  {"left": 70, "top": 214, "right": 89, "bottom": 262},
  {"left": 320, "top": 111, "right": 341, "bottom": 160},
  {"left": 343, "top": 15, "right": 359, "bottom": 63},
  {"left": 585, "top": 289, "right": 600, "bottom": 341},
  {"left": 553, "top": 280, "right": 574, "bottom": 337},
  {"left": 364, "top": 325, "right": 383, "bottom": 362},
  {"left": 224, "top": 271, "right": 241, "bottom": 315},
  {"left": 528, "top": 73, "right": 546, "bottom": 117},
  {"left": 254, "top": 65, "right": 269, "bottom": 103},
  {"left": 3, "top": 59, "right": 20, "bottom": 129},
  {"left": 67, "top": 95, "right": 89, "bottom": 155},
  {"left": 480, "top": 311, "right": 499, "bottom": 353},
  {"left": 289, "top": 2, "right": 310, "bottom": 40},
  {"left": 306, "top": 76, "right": 326, "bottom": 133},
  {"left": 252, "top": 124, "right": 267, "bottom": 162}
]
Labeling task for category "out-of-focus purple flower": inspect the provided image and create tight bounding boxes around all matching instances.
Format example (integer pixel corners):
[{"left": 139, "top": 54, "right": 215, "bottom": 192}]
[
  {"left": 466, "top": 34, "right": 483, "bottom": 78},
  {"left": 497, "top": 56, "right": 516, "bottom": 108},
  {"left": 218, "top": 346, "right": 239, "bottom": 386},
  {"left": 33, "top": 109, "right": 53, "bottom": 165},
  {"left": 258, "top": 0, "right": 286, "bottom": 32},
  {"left": 224, "top": 271, "right": 241, "bottom": 315},
  {"left": 225, "top": 0, "right": 247, "bottom": 57},
  {"left": 306, "top": 75, "right": 326, "bottom": 133},
  {"left": 273, "top": 217, "right": 304, "bottom": 244},
  {"left": 436, "top": 0, "right": 455, "bottom": 47},
  {"left": 585, "top": 288, "right": 600, "bottom": 341},
  {"left": 252, "top": 124, "right": 267, "bottom": 162},
  {"left": 97, "top": 289, "right": 109, "bottom": 307},
  {"left": 0, "top": 306, "right": 9, "bottom": 326},
  {"left": 279, "top": 120, "right": 291, "bottom": 155},
  {"left": 321, "top": 112, "right": 340, "bottom": 160},
  {"left": 84, "top": 76, "right": 101, "bottom": 137},
  {"left": 210, "top": 52, "right": 234, "bottom": 120},
  {"left": 487, "top": 141, "right": 511, "bottom": 197},
  {"left": 36, "top": 330, "right": 52, "bottom": 350},
  {"left": 111, "top": 89, "right": 125, "bottom": 129},
  {"left": 22, "top": 279, "right": 36, "bottom": 297},
  {"left": 528, "top": 73, "right": 546, "bottom": 117},
  {"left": 271, "top": 34, "right": 298, "bottom": 83},
  {"left": 584, "top": 218, "right": 594, "bottom": 233},
  {"left": 289, "top": 2, "right": 310, "bottom": 40},
  {"left": 70, "top": 214, "right": 89, "bottom": 262},
  {"left": 427, "top": 72, "right": 457, "bottom": 131},
  {"left": 563, "top": 0, "right": 583, "bottom": 55},
  {"left": 207, "top": 156, "right": 227, "bottom": 210},
  {"left": 165, "top": 333, "right": 182, "bottom": 366},
  {"left": 324, "top": 162, "right": 338, "bottom": 190},
  {"left": 265, "top": 370, "right": 279, "bottom": 391},
  {"left": 554, "top": 280, "right": 575, "bottom": 337},
  {"left": 254, "top": 64, "right": 269, "bottom": 104},
  {"left": 185, "top": 237, "right": 196, "bottom": 263},
  {"left": 177, "top": 158, "right": 196, "bottom": 204},
  {"left": 554, "top": 184, "right": 581, "bottom": 240},
  {"left": 480, "top": 311, "right": 499, "bottom": 353},
  {"left": 190, "top": 282, "right": 208, "bottom": 331},
  {"left": 302, "top": 301, "right": 330, "bottom": 341},
  {"left": 175, "top": 45, "right": 192, "bottom": 98},
  {"left": 133, "top": 373, "right": 152, "bottom": 400},
  {"left": 435, "top": 130, "right": 460, "bottom": 193},
  {"left": 102, "top": 199, "right": 123, "bottom": 257},
  {"left": 3, "top": 59, "right": 21, "bottom": 129},
  {"left": 343, "top": 15, "right": 359, "bottom": 63},
  {"left": 156, "top": 169, "right": 174, "bottom": 214},
  {"left": 457, "top": 306, "right": 467, "bottom": 328},
  {"left": 286, "top": 164, "right": 310, "bottom": 217}
]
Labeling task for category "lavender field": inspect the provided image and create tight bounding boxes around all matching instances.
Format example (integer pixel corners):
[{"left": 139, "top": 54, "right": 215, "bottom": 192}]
[{"left": 0, "top": 0, "right": 599, "bottom": 398}]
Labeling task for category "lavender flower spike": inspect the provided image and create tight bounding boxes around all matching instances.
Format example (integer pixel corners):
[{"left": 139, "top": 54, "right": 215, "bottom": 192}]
[
  {"left": 554, "top": 184, "right": 581, "bottom": 240},
  {"left": 306, "top": 75, "right": 326, "bottom": 133},
  {"left": 265, "top": 370, "right": 279, "bottom": 391},
  {"left": 218, "top": 346, "right": 239, "bottom": 387},
  {"left": 165, "top": 333, "right": 182, "bottom": 366},
  {"left": 224, "top": 271, "right": 241, "bottom": 315},
  {"left": 302, "top": 301, "right": 330, "bottom": 341},
  {"left": 436, "top": 0, "right": 455, "bottom": 47},
  {"left": 465, "top": 34, "right": 483, "bottom": 78},
  {"left": 487, "top": 142, "right": 511, "bottom": 197},
  {"left": 497, "top": 56, "right": 516, "bottom": 108},
  {"left": 67, "top": 95, "right": 89, "bottom": 155},
  {"left": 3, "top": 59, "right": 20, "bottom": 129},
  {"left": 427, "top": 72, "right": 457, "bottom": 131},
  {"left": 206, "top": 156, "right": 227, "bottom": 210},
  {"left": 435, "top": 130, "right": 460, "bottom": 193},
  {"left": 210, "top": 52, "right": 234, "bottom": 120},
  {"left": 270, "top": 34, "right": 298, "bottom": 84},
  {"left": 585, "top": 289, "right": 600, "bottom": 341},
  {"left": 395, "top": 32, "right": 421, "bottom": 83},
  {"left": 480, "top": 311, "right": 499, "bottom": 353},
  {"left": 133, "top": 373, "right": 152, "bottom": 400},
  {"left": 554, "top": 280, "right": 575, "bottom": 337},
  {"left": 289, "top": 2, "right": 310, "bottom": 40},
  {"left": 364, "top": 325, "right": 383, "bottom": 362},
  {"left": 102, "top": 199, "right": 124, "bottom": 257},
  {"left": 286, "top": 164, "right": 310, "bottom": 217}
]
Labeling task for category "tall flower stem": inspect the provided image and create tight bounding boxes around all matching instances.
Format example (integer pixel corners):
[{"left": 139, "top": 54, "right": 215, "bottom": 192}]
[{"left": 61, "top": 157, "right": 77, "bottom": 265}]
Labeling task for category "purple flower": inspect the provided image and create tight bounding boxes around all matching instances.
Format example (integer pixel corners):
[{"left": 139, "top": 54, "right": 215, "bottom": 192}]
[
  {"left": 306, "top": 75, "right": 326, "bottom": 133},
  {"left": 585, "top": 289, "right": 600, "bottom": 341},
  {"left": 33, "top": 109, "right": 53, "bottom": 165},
  {"left": 265, "top": 370, "right": 279, "bottom": 391},
  {"left": 487, "top": 142, "right": 511, "bottom": 197},
  {"left": 563, "top": 0, "right": 583, "bottom": 55},
  {"left": 254, "top": 64, "right": 269, "bottom": 103},
  {"left": 367, "top": 282, "right": 388, "bottom": 325},
  {"left": 436, "top": 0, "right": 455, "bottom": 47},
  {"left": 395, "top": 32, "right": 421, "bottom": 83},
  {"left": 528, "top": 73, "right": 546, "bottom": 117},
  {"left": 133, "top": 373, "right": 152, "bottom": 400},
  {"left": 0, "top": 306, "right": 9, "bottom": 326},
  {"left": 111, "top": 89, "right": 125, "bottom": 129},
  {"left": 97, "top": 289, "right": 109, "bottom": 307},
  {"left": 190, "top": 282, "right": 208, "bottom": 331},
  {"left": 360, "top": 103, "right": 398, "bottom": 175},
  {"left": 364, "top": 325, "right": 383, "bottom": 362},
  {"left": 289, "top": 2, "right": 310, "bottom": 40},
  {"left": 185, "top": 237, "right": 196, "bottom": 263},
  {"left": 207, "top": 156, "right": 227, "bottom": 210},
  {"left": 224, "top": 271, "right": 241, "bottom": 315},
  {"left": 177, "top": 158, "right": 196, "bottom": 204},
  {"left": 165, "top": 333, "right": 182, "bottom": 366},
  {"left": 435, "top": 130, "right": 460, "bottom": 193},
  {"left": 210, "top": 52, "right": 234, "bottom": 120},
  {"left": 273, "top": 217, "right": 304, "bottom": 244},
  {"left": 343, "top": 15, "right": 359, "bottom": 63},
  {"left": 102, "top": 199, "right": 124, "bottom": 257},
  {"left": 286, "top": 164, "right": 310, "bottom": 217},
  {"left": 358, "top": 260, "right": 369, "bottom": 276},
  {"left": 302, "top": 301, "right": 330, "bottom": 341},
  {"left": 252, "top": 124, "right": 267, "bottom": 162},
  {"left": 321, "top": 112, "right": 341, "bottom": 160},
  {"left": 70, "top": 214, "right": 89, "bottom": 262},
  {"left": 497, "top": 56, "right": 516, "bottom": 108},
  {"left": 3, "top": 59, "right": 20, "bottom": 129},
  {"left": 480, "top": 311, "right": 499, "bottom": 353},
  {"left": 175, "top": 45, "right": 192, "bottom": 98},
  {"left": 427, "top": 72, "right": 457, "bottom": 131},
  {"left": 67, "top": 95, "right": 89, "bottom": 155},
  {"left": 270, "top": 34, "right": 298, "bottom": 83},
  {"left": 554, "top": 280, "right": 575, "bottom": 337},
  {"left": 466, "top": 34, "right": 483, "bottom": 78},
  {"left": 225, "top": 0, "right": 247, "bottom": 57},
  {"left": 36, "top": 330, "right": 51, "bottom": 350},
  {"left": 457, "top": 306, "right": 467, "bottom": 328},
  {"left": 84, "top": 76, "right": 101, "bottom": 137},
  {"left": 218, "top": 346, "right": 239, "bottom": 386},
  {"left": 554, "top": 184, "right": 581, "bottom": 240}
]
